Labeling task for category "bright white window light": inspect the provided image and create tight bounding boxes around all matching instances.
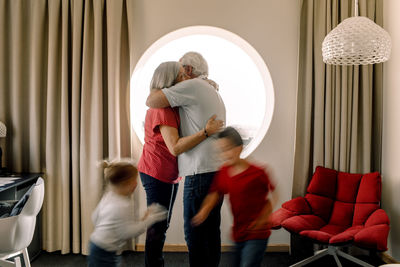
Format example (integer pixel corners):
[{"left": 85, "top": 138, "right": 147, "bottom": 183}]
[{"left": 130, "top": 26, "right": 275, "bottom": 158}]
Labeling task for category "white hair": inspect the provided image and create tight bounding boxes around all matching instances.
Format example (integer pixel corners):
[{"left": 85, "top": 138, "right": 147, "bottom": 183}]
[
  {"left": 180, "top": 51, "right": 209, "bottom": 77},
  {"left": 150, "top": 61, "right": 181, "bottom": 89}
]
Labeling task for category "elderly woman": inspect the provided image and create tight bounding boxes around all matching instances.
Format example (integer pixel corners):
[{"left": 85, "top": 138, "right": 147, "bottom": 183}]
[{"left": 137, "top": 61, "right": 223, "bottom": 267}]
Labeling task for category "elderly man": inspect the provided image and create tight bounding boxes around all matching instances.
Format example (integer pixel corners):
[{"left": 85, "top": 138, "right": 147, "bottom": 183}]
[{"left": 146, "top": 52, "right": 226, "bottom": 267}]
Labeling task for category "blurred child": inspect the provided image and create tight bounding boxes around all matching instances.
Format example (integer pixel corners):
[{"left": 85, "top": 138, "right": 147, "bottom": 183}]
[
  {"left": 88, "top": 160, "right": 167, "bottom": 267},
  {"left": 192, "top": 127, "right": 278, "bottom": 267}
]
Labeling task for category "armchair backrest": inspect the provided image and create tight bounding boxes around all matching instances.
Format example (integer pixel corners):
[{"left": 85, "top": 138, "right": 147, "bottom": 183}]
[
  {"left": 20, "top": 178, "right": 44, "bottom": 217},
  {"left": 0, "top": 177, "right": 44, "bottom": 254},
  {"left": 305, "top": 166, "right": 381, "bottom": 228}
]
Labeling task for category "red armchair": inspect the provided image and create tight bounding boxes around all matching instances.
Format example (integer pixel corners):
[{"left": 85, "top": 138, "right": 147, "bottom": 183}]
[{"left": 271, "top": 166, "right": 390, "bottom": 267}]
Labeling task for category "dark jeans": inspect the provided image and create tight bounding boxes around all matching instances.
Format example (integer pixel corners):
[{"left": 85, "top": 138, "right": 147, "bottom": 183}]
[
  {"left": 140, "top": 172, "right": 179, "bottom": 267},
  {"left": 88, "top": 241, "right": 121, "bottom": 267},
  {"left": 233, "top": 238, "right": 269, "bottom": 267},
  {"left": 183, "top": 172, "right": 222, "bottom": 267}
]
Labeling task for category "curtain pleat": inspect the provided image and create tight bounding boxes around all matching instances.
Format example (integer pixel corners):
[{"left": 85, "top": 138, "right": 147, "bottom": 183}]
[
  {"left": 70, "top": 0, "right": 84, "bottom": 254},
  {"left": 79, "top": 0, "right": 105, "bottom": 254},
  {"left": 0, "top": 0, "right": 134, "bottom": 255},
  {"left": 293, "top": 0, "right": 383, "bottom": 197}
]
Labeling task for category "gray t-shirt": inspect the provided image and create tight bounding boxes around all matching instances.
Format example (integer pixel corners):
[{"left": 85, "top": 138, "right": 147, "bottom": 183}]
[{"left": 162, "top": 78, "right": 226, "bottom": 177}]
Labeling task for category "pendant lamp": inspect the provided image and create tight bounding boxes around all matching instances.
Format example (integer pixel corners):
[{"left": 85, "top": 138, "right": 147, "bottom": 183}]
[{"left": 322, "top": 0, "right": 391, "bottom": 65}]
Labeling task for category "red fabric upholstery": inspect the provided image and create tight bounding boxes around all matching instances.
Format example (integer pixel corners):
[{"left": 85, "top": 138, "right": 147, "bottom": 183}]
[
  {"left": 319, "top": 224, "right": 348, "bottom": 236},
  {"left": 300, "top": 230, "right": 332, "bottom": 243},
  {"left": 282, "top": 197, "right": 311, "bottom": 214},
  {"left": 365, "top": 209, "right": 390, "bottom": 227},
  {"left": 353, "top": 203, "right": 380, "bottom": 226},
  {"left": 269, "top": 208, "right": 297, "bottom": 229},
  {"left": 305, "top": 194, "right": 334, "bottom": 222},
  {"left": 336, "top": 172, "right": 362, "bottom": 203},
  {"left": 270, "top": 166, "right": 390, "bottom": 252},
  {"left": 356, "top": 172, "right": 381, "bottom": 203},
  {"left": 281, "top": 215, "right": 326, "bottom": 233},
  {"left": 329, "top": 225, "right": 363, "bottom": 244},
  {"left": 307, "top": 166, "right": 337, "bottom": 198},
  {"left": 328, "top": 201, "right": 354, "bottom": 227},
  {"left": 355, "top": 224, "right": 390, "bottom": 251}
]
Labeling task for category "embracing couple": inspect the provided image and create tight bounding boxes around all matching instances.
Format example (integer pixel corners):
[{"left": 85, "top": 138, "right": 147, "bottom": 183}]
[{"left": 138, "top": 52, "right": 226, "bottom": 267}]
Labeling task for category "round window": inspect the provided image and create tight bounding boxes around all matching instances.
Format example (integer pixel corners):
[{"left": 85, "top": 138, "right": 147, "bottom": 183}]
[{"left": 130, "top": 26, "right": 274, "bottom": 157}]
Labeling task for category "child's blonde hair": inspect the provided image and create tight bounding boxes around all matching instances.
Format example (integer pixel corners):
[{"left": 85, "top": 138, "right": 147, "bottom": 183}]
[{"left": 99, "top": 159, "right": 138, "bottom": 185}]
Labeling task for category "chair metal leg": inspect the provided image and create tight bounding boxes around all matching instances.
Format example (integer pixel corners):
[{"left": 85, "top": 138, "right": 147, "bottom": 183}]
[
  {"left": 0, "top": 258, "right": 18, "bottom": 267},
  {"left": 290, "top": 245, "right": 376, "bottom": 267},
  {"left": 22, "top": 248, "right": 31, "bottom": 267},
  {"left": 290, "top": 248, "right": 330, "bottom": 267},
  {"left": 336, "top": 249, "right": 374, "bottom": 267},
  {"left": 332, "top": 253, "right": 343, "bottom": 267},
  {"left": 14, "top": 256, "right": 21, "bottom": 267},
  {"left": 0, "top": 250, "right": 28, "bottom": 267}
]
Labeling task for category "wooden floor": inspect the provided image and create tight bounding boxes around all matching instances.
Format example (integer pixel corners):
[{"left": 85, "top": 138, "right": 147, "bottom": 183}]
[{"left": 30, "top": 251, "right": 386, "bottom": 267}]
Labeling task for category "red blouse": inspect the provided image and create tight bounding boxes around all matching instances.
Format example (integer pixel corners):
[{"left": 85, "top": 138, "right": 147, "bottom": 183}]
[{"left": 138, "top": 107, "right": 181, "bottom": 184}]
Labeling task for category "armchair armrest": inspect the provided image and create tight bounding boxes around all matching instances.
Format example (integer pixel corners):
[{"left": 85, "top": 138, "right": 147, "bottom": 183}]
[
  {"left": 270, "top": 197, "right": 311, "bottom": 229},
  {"left": 282, "top": 197, "right": 311, "bottom": 214},
  {"left": 354, "top": 209, "right": 390, "bottom": 251},
  {"left": 365, "top": 209, "right": 389, "bottom": 227},
  {"left": 270, "top": 208, "right": 297, "bottom": 229}
]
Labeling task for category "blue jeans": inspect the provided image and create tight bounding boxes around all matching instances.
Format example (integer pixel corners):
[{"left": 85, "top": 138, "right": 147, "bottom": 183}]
[
  {"left": 87, "top": 241, "right": 121, "bottom": 267},
  {"left": 233, "top": 238, "right": 269, "bottom": 267},
  {"left": 140, "top": 172, "right": 179, "bottom": 267},
  {"left": 184, "top": 172, "right": 222, "bottom": 267}
]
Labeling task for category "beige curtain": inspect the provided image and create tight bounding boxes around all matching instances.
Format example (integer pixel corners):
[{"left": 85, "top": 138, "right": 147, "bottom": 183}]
[
  {"left": 0, "top": 0, "right": 136, "bottom": 254},
  {"left": 293, "top": 0, "right": 383, "bottom": 197}
]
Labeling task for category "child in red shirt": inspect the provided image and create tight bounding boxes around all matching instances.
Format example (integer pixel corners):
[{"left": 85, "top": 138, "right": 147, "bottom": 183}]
[{"left": 192, "top": 127, "right": 278, "bottom": 267}]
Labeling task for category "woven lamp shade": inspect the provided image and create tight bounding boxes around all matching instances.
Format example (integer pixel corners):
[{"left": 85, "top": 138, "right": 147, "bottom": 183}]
[
  {"left": 0, "top": 122, "right": 6, "bottom": 138},
  {"left": 322, "top": 16, "right": 391, "bottom": 65}
]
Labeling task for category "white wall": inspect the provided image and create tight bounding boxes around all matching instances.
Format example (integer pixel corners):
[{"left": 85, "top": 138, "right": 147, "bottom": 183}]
[
  {"left": 130, "top": 0, "right": 300, "bottom": 247},
  {"left": 382, "top": 0, "right": 400, "bottom": 261}
]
